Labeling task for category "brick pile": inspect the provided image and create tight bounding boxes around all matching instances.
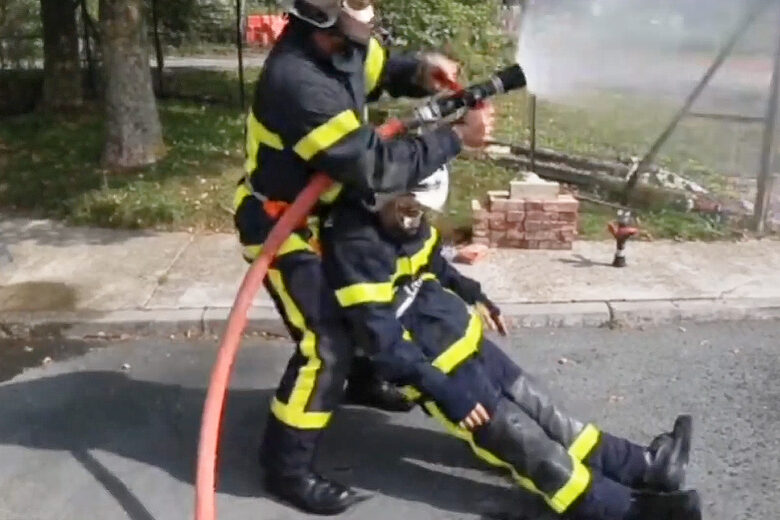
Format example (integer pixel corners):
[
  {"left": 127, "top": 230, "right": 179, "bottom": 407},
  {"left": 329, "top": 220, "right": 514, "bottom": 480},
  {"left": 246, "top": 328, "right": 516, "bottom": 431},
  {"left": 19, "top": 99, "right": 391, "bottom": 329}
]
[{"left": 472, "top": 190, "right": 579, "bottom": 250}]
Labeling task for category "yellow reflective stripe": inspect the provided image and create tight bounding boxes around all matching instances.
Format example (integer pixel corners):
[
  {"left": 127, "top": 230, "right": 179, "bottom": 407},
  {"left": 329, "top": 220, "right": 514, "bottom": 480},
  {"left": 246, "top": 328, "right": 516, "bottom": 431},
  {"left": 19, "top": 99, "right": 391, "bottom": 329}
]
[
  {"left": 278, "top": 234, "right": 315, "bottom": 256},
  {"left": 293, "top": 110, "right": 361, "bottom": 161},
  {"left": 271, "top": 397, "right": 331, "bottom": 429},
  {"left": 243, "top": 245, "right": 262, "bottom": 261},
  {"left": 431, "top": 311, "right": 482, "bottom": 374},
  {"left": 335, "top": 282, "right": 394, "bottom": 307},
  {"left": 233, "top": 184, "right": 252, "bottom": 211},
  {"left": 402, "top": 329, "right": 412, "bottom": 341},
  {"left": 409, "top": 227, "right": 439, "bottom": 274},
  {"left": 399, "top": 385, "right": 422, "bottom": 401},
  {"left": 424, "top": 402, "right": 589, "bottom": 514},
  {"left": 334, "top": 228, "right": 438, "bottom": 309},
  {"left": 393, "top": 227, "right": 439, "bottom": 281},
  {"left": 549, "top": 457, "right": 592, "bottom": 513},
  {"left": 319, "top": 182, "right": 343, "bottom": 204},
  {"left": 568, "top": 423, "right": 601, "bottom": 462},
  {"left": 245, "top": 112, "right": 284, "bottom": 173},
  {"left": 364, "top": 37, "right": 386, "bottom": 94},
  {"left": 423, "top": 402, "right": 542, "bottom": 491},
  {"left": 242, "top": 233, "right": 314, "bottom": 261},
  {"left": 267, "top": 269, "right": 331, "bottom": 429}
]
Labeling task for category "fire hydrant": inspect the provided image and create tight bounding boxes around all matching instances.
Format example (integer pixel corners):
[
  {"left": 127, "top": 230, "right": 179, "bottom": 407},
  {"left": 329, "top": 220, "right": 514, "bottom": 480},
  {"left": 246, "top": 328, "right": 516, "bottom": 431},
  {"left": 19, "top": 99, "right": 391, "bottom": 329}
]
[{"left": 607, "top": 210, "right": 639, "bottom": 268}]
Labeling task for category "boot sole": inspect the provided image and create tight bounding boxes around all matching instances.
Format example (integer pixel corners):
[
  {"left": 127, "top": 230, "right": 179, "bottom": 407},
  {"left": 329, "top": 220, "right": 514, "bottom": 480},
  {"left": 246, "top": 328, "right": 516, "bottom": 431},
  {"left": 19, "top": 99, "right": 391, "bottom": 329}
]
[{"left": 266, "top": 486, "right": 365, "bottom": 516}]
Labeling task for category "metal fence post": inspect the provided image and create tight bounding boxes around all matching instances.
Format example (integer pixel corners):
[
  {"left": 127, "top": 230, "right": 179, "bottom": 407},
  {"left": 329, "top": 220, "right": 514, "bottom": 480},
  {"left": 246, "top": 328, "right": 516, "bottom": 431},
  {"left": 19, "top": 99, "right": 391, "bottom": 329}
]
[{"left": 755, "top": 4, "right": 780, "bottom": 233}]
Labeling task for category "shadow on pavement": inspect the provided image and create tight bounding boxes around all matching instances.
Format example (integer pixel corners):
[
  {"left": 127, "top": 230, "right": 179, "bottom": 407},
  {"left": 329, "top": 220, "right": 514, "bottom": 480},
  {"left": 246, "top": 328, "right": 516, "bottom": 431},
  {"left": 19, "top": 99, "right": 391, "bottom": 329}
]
[
  {"left": 557, "top": 254, "right": 613, "bottom": 268},
  {"left": 0, "top": 371, "right": 535, "bottom": 519}
]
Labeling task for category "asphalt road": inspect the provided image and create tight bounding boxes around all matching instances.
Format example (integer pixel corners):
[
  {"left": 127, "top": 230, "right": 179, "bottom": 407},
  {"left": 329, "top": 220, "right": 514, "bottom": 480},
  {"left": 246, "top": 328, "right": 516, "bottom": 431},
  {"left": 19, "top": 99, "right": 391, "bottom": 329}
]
[{"left": 0, "top": 320, "right": 777, "bottom": 520}]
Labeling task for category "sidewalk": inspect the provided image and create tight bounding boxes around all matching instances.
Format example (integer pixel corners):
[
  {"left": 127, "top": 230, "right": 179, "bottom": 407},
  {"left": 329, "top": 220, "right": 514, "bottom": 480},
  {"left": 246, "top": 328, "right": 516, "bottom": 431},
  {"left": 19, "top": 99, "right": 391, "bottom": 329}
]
[{"left": 1, "top": 216, "right": 779, "bottom": 337}]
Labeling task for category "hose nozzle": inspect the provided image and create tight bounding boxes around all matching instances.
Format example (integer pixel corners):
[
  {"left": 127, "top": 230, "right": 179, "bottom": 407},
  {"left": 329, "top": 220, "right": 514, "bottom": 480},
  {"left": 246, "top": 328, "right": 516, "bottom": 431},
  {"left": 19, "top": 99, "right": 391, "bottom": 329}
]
[{"left": 409, "top": 63, "right": 527, "bottom": 129}]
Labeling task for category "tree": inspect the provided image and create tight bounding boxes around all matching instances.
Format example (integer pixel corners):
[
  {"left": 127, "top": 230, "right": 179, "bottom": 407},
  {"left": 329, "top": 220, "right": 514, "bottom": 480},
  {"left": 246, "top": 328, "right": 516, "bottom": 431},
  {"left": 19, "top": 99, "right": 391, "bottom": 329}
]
[
  {"left": 99, "top": 0, "right": 164, "bottom": 168},
  {"left": 40, "top": 0, "right": 83, "bottom": 109}
]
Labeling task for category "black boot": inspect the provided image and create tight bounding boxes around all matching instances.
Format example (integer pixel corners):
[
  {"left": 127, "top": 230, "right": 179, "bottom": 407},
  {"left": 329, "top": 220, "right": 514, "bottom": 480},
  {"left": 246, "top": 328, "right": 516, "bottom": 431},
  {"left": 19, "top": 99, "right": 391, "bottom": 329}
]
[
  {"left": 259, "top": 416, "right": 361, "bottom": 515},
  {"left": 264, "top": 472, "right": 360, "bottom": 515},
  {"left": 344, "top": 356, "right": 415, "bottom": 412},
  {"left": 643, "top": 415, "right": 693, "bottom": 491},
  {"left": 626, "top": 489, "right": 701, "bottom": 520}
]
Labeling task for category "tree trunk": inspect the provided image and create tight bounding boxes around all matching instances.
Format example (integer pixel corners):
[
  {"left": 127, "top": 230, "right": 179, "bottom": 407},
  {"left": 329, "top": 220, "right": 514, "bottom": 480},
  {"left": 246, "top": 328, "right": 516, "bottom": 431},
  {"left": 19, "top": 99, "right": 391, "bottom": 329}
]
[
  {"left": 40, "top": 0, "right": 83, "bottom": 109},
  {"left": 99, "top": 0, "right": 164, "bottom": 168}
]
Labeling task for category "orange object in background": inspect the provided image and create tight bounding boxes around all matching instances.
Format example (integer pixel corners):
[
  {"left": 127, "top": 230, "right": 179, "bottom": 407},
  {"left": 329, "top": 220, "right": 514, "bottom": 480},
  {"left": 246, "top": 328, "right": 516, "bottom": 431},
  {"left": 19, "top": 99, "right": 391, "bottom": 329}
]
[
  {"left": 246, "top": 14, "right": 288, "bottom": 47},
  {"left": 454, "top": 243, "right": 490, "bottom": 265}
]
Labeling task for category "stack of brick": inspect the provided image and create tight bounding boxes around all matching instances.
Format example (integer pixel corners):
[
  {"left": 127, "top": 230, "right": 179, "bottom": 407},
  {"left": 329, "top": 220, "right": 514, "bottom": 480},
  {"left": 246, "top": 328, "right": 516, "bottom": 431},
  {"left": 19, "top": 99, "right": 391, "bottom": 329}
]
[{"left": 472, "top": 190, "right": 579, "bottom": 250}]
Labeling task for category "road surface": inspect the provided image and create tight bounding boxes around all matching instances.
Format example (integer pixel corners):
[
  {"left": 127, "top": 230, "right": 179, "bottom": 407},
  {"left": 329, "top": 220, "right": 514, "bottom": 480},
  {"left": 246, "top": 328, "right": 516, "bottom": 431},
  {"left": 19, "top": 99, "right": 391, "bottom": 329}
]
[{"left": 0, "top": 320, "right": 777, "bottom": 519}]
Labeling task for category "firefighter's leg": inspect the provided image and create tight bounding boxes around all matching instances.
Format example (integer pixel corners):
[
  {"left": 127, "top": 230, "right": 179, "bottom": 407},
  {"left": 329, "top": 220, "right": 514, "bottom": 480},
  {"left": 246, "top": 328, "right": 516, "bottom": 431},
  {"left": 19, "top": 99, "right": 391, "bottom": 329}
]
[
  {"left": 423, "top": 398, "right": 701, "bottom": 520},
  {"left": 422, "top": 398, "right": 632, "bottom": 519},
  {"left": 478, "top": 340, "right": 689, "bottom": 491},
  {"left": 344, "top": 354, "right": 416, "bottom": 412},
  {"left": 249, "top": 240, "right": 357, "bottom": 514}
]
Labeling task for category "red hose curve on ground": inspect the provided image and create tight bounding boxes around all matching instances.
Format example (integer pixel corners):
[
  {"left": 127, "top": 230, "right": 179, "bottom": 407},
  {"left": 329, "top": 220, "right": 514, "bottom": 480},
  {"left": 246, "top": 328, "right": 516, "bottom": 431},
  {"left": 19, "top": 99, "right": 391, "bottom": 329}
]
[{"left": 194, "top": 119, "right": 408, "bottom": 520}]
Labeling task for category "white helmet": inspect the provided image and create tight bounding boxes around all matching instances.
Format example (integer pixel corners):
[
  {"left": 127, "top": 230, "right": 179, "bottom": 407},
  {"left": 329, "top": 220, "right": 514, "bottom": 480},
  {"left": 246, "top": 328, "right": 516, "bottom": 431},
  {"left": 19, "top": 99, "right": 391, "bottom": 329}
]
[
  {"left": 368, "top": 165, "right": 450, "bottom": 214},
  {"left": 411, "top": 165, "right": 449, "bottom": 212},
  {"left": 281, "top": 0, "right": 375, "bottom": 43},
  {"left": 281, "top": 0, "right": 339, "bottom": 27},
  {"left": 373, "top": 165, "right": 450, "bottom": 239}
]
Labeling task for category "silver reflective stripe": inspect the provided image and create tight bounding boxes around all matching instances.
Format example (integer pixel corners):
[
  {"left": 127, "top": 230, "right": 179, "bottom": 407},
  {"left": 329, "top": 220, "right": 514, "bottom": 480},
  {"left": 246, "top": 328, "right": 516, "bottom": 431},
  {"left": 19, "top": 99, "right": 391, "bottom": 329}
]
[
  {"left": 244, "top": 175, "right": 268, "bottom": 204},
  {"left": 395, "top": 279, "right": 424, "bottom": 318}
]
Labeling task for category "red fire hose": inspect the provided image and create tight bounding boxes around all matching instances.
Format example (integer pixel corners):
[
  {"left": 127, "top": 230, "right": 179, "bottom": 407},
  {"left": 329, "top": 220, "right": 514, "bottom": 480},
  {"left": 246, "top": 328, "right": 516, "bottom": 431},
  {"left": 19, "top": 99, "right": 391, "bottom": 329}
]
[{"left": 193, "top": 118, "right": 412, "bottom": 520}]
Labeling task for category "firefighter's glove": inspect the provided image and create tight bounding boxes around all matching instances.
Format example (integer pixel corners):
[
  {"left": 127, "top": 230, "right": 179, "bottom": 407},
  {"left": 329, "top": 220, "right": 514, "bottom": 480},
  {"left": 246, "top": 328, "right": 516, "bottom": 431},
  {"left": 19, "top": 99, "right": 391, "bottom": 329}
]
[
  {"left": 476, "top": 296, "right": 508, "bottom": 336},
  {"left": 415, "top": 52, "right": 460, "bottom": 93}
]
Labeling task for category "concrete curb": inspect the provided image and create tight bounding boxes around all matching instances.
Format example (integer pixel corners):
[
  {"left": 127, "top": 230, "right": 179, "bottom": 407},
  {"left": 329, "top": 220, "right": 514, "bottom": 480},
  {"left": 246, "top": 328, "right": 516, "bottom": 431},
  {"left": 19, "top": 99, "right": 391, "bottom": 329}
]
[{"left": 1, "top": 297, "right": 779, "bottom": 339}]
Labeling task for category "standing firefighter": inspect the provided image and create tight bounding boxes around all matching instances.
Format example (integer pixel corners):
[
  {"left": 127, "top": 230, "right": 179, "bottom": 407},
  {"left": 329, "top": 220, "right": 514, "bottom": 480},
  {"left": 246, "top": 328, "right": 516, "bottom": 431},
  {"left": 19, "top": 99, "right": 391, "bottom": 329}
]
[{"left": 233, "top": 0, "right": 493, "bottom": 514}]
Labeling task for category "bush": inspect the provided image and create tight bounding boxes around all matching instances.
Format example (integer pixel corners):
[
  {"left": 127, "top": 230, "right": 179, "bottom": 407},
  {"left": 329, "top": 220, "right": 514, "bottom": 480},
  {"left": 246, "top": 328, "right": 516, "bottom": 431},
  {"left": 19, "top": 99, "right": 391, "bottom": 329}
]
[{"left": 377, "top": 0, "right": 513, "bottom": 78}]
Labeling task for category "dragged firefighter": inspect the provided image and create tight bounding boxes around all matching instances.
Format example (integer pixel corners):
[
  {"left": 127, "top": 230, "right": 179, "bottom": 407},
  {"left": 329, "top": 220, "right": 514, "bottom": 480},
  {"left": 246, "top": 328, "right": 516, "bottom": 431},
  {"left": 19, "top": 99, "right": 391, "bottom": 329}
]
[
  {"left": 232, "top": 0, "right": 494, "bottom": 513},
  {"left": 320, "top": 171, "right": 703, "bottom": 520}
]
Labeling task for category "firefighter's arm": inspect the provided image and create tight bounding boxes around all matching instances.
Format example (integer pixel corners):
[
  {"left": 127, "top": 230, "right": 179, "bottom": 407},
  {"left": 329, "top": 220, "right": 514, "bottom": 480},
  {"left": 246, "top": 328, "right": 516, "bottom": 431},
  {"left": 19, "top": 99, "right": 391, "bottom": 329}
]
[
  {"left": 282, "top": 77, "right": 462, "bottom": 196},
  {"left": 366, "top": 38, "right": 459, "bottom": 100},
  {"left": 429, "top": 231, "right": 483, "bottom": 304},
  {"left": 429, "top": 233, "right": 508, "bottom": 336},
  {"left": 321, "top": 231, "right": 478, "bottom": 421}
]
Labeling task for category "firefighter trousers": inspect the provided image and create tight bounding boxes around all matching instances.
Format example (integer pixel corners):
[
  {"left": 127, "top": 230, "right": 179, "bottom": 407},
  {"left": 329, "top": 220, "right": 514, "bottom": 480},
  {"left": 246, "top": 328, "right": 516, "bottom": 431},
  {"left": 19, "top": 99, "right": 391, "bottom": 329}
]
[
  {"left": 418, "top": 339, "right": 649, "bottom": 516},
  {"left": 247, "top": 238, "right": 355, "bottom": 477}
]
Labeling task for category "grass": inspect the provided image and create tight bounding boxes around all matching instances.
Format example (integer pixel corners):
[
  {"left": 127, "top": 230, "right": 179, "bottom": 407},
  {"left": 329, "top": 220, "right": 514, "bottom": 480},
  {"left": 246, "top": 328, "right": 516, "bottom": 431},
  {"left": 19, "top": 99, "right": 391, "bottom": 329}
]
[
  {"left": 0, "top": 100, "right": 244, "bottom": 231},
  {"left": 491, "top": 88, "right": 763, "bottom": 191},
  {"left": 0, "top": 69, "right": 740, "bottom": 240},
  {"left": 161, "top": 66, "right": 262, "bottom": 106}
]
